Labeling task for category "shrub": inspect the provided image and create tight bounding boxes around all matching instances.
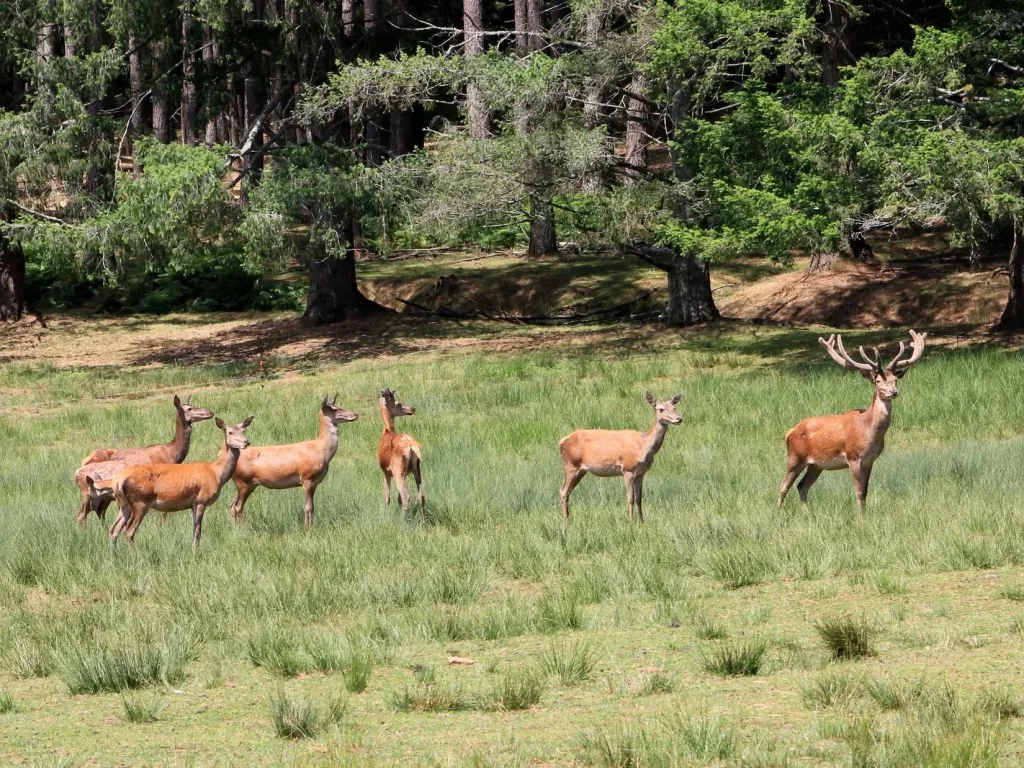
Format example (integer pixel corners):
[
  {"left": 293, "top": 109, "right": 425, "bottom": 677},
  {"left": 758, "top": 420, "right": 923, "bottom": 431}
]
[
  {"left": 815, "top": 616, "right": 875, "bottom": 660},
  {"left": 701, "top": 637, "right": 768, "bottom": 676}
]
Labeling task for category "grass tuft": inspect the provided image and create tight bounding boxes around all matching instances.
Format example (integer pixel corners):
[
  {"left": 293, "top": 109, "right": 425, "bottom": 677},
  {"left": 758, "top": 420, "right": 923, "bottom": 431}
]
[
  {"left": 486, "top": 672, "right": 544, "bottom": 711},
  {"left": 975, "top": 686, "right": 1022, "bottom": 720},
  {"left": 343, "top": 647, "right": 374, "bottom": 694},
  {"left": 269, "top": 687, "right": 345, "bottom": 739},
  {"left": 634, "top": 670, "right": 674, "bottom": 696},
  {"left": 701, "top": 637, "right": 768, "bottom": 676},
  {"left": 708, "top": 547, "right": 771, "bottom": 589},
  {"left": 389, "top": 680, "right": 471, "bottom": 713},
  {"left": 815, "top": 615, "right": 875, "bottom": 660},
  {"left": 539, "top": 640, "right": 597, "bottom": 686},
  {"left": 58, "top": 642, "right": 191, "bottom": 695},
  {"left": 247, "top": 629, "right": 309, "bottom": 678},
  {"left": 8, "top": 639, "right": 55, "bottom": 679},
  {"left": 121, "top": 692, "right": 167, "bottom": 723},
  {"left": 0, "top": 690, "right": 17, "bottom": 714},
  {"left": 801, "top": 669, "right": 862, "bottom": 710}
]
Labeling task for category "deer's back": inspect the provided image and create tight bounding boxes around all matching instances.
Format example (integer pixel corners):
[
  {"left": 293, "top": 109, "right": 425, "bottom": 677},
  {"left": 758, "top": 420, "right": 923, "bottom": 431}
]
[{"left": 378, "top": 432, "right": 420, "bottom": 469}]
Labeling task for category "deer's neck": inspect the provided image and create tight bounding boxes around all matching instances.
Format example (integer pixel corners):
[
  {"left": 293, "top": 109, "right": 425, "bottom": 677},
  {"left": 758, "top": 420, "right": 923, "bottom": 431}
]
[
  {"left": 169, "top": 414, "right": 191, "bottom": 463},
  {"left": 641, "top": 417, "right": 669, "bottom": 465},
  {"left": 212, "top": 443, "right": 242, "bottom": 489},
  {"left": 316, "top": 414, "right": 340, "bottom": 462},
  {"left": 380, "top": 403, "right": 396, "bottom": 434},
  {"left": 860, "top": 392, "right": 893, "bottom": 443}
]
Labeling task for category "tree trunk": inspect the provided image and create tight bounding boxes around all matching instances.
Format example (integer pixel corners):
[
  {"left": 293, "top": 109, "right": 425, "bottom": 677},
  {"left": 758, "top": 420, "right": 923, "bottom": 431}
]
[
  {"left": 152, "top": 40, "right": 170, "bottom": 142},
  {"left": 581, "top": 5, "right": 603, "bottom": 192},
  {"left": 623, "top": 72, "right": 650, "bottom": 184},
  {"left": 526, "top": 0, "right": 544, "bottom": 51},
  {"left": 362, "top": 0, "right": 386, "bottom": 165},
  {"left": 528, "top": 194, "right": 557, "bottom": 255},
  {"left": 820, "top": 0, "right": 853, "bottom": 88},
  {"left": 0, "top": 230, "right": 26, "bottom": 322},
  {"left": 202, "top": 26, "right": 220, "bottom": 146},
  {"left": 181, "top": 6, "right": 198, "bottom": 145},
  {"left": 37, "top": 21, "right": 58, "bottom": 64},
  {"left": 667, "top": 254, "right": 718, "bottom": 326},
  {"left": 303, "top": 243, "right": 388, "bottom": 326},
  {"left": 241, "top": 0, "right": 265, "bottom": 198},
  {"left": 341, "top": 0, "right": 354, "bottom": 39},
  {"left": 514, "top": 0, "right": 529, "bottom": 53},
  {"left": 995, "top": 218, "right": 1024, "bottom": 331},
  {"left": 463, "top": 0, "right": 490, "bottom": 139},
  {"left": 63, "top": 24, "right": 74, "bottom": 57}
]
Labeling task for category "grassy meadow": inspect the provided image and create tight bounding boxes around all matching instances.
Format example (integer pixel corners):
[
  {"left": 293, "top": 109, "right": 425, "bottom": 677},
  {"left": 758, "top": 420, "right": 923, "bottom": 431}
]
[{"left": 2, "top": 322, "right": 1024, "bottom": 766}]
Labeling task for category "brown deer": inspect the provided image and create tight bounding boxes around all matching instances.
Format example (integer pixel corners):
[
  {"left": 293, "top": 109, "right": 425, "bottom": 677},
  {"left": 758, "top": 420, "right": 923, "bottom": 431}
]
[
  {"left": 228, "top": 396, "right": 359, "bottom": 527},
  {"left": 80, "top": 395, "right": 213, "bottom": 466},
  {"left": 558, "top": 392, "right": 683, "bottom": 523},
  {"left": 778, "top": 330, "right": 926, "bottom": 509},
  {"left": 378, "top": 388, "right": 425, "bottom": 514},
  {"left": 109, "top": 416, "right": 253, "bottom": 550},
  {"left": 74, "top": 396, "right": 214, "bottom": 523}
]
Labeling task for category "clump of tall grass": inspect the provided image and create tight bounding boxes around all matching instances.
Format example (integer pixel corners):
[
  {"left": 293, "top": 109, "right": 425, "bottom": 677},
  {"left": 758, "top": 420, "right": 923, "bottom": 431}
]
[
  {"left": 579, "top": 714, "right": 736, "bottom": 767},
  {"left": 121, "top": 692, "right": 167, "bottom": 723},
  {"left": 873, "top": 571, "right": 908, "bottom": 596},
  {"left": 815, "top": 615, "right": 875, "bottom": 660},
  {"left": 342, "top": 647, "right": 374, "bottom": 694},
  {"left": 8, "top": 638, "right": 55, "bottom": 679},
  {"left": 485, "top": 672, "right": 544, "bottom": 711},
  {"left": 633, "top": 670, "right": 674, "bottom": 696},
  {"left": 997, "top": 586, "right": 1024, "bottom": 602},
  {"left": 974, "top": 686, "right": 1023, "bottom": 720},
  {"left": 801, "top": 669, "right": 863, "bottom": 710},
  {"left": 668, "top": 713, "right": 737, "bottom": 762},
  {"left": 862, "top": 676, "right": 919, "bottom": 711},
  {"left": 707, "top": 547, "right": 772, "bottom": 589},
  {"left": 578, "top": 724, "right": 653, "bottom": 767},
  {"left": 691, "top": 612, "right": 729, "bottom": 640},
  {"left": 429, "top": 565, "right": 487, "bottom": 604},
  {"left": 247, "top": 628, "right": 309, "bottom": 677},
  {"left": 389, "top": 680, "right": 472, "bottom": 713},
  {"left": 539, "top": 640, "right": 597, "bottom": 686},
  {"left": 268, "top": 687, "right": 345, "bottom": 739},
  {"left": 701, "top": 637, "right": 768, "bottom": 676},
  {"left": 0, "top": 690, "right": 17, "bottom": 714},
  {"left": 536, "top": 592, "right": 586, "bottom": 633},
  {"left": 58, "top": 640, "right": 192, "bottom": 695}
]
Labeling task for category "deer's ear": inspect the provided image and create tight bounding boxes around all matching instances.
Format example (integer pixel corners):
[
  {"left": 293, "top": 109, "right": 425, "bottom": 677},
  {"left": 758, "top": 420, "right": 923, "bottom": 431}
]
[
  {"left": 670, "top": 393, "right": 682, "bottom": 405},
  {"left": 645, "top": 391, "right": 655, "bottom": 406},
  {"left": 241, "top": 416, "right": 255, "bottom": 428},
  {"left": 860, "top": 369, "right": 875, "bottom": 381},
  {"left": 893, "top": 368, "right": 908, "bottom": 379},
  {"left": 215, "top": 417, "right": 226, "bottom": 430},
  {"left": 173, "top": 395, "right": 181, "bottom": 407}
]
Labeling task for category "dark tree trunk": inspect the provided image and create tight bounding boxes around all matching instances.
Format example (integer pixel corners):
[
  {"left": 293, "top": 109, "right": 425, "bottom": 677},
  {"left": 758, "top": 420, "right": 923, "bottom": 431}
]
[
  {"left": 303, "top": 245, "right": 389, "bottom": 326},
  {"left": 463, "top": 0, "right": 490, "bottom": 139},
  {"left": 581, "top": 5, "right": 603, "bottom": 192},
  {"left": 363, "top": 0, "right": 386, "bottom": 166},
  {"left": 995, "top": 218, "right": 1024, "bottom": 331},
  {"left": 0, "top": 230, "right": 26, "bottom": 322},
  {"left": 528, "top": 194, "right": 557, "bottom": 255},
  {"left": 514, "top": 0, "right": 529, "bottom": 53},
  {"left": 820, "top": 0, "right": 853, "bottom": 88},
  {"left": 667, "top": 254, "right": 718, "bottom": 326},
  {"left": 241, "top": 0, "right": 265, "bottom": 198},
  {"left": 127, "top": 31, "right": 146, "bottom": 175},
  {"left": 526, "top": 0, "right": 544, "bottom": 51},
  {"left": 181, "top": 6, "right": 198, "bottom": 145},
  {"left": 152, "top": 40, "right": 170, "bottom": 142},
  {"left": 202, "top": 26, "right": 220, "bottom": 146},
  {"left": 623, "top": 72, "right": 650, "bottom": 184}
]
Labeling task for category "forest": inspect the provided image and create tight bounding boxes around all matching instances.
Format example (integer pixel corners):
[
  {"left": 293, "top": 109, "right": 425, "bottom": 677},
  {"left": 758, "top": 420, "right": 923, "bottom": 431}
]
[{"left": 0, "top": 0, "right": 1022, "bottom": 329}]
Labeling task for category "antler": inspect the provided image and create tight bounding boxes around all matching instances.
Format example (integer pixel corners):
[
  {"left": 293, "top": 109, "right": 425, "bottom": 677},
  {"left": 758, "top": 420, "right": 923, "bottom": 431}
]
[
  {"left": 887, "top": 330, "right": 927, "bottom": 371},
  {"left": 819, "top": 334, "right": 877, "bottom": 372}
]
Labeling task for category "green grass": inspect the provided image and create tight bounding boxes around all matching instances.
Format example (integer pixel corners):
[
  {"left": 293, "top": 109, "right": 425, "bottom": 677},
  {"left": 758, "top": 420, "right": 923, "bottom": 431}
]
[
  {"left": 538, "top": 640, "right": 597, "bottom": 686},
  {"left": 4, "top": 318, "right": 1024, "bottom": 763},
  {"left": 268, "top": 687, "right": 345, "bottom": 739},
  {"left": 815, "top": 615, "right": 876, "bottom": 660},
  {"left": 121, "top": 691, "right": 167, "bottom": 723},
  {"left": 0, "top": 689, "right": 17, "bottom": 714}
]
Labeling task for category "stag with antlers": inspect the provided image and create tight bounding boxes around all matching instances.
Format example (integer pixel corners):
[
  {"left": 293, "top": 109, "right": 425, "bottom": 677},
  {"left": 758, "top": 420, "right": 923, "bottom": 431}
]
[{"left": 778, "top": 330, "right": 926, "bottom": 509}]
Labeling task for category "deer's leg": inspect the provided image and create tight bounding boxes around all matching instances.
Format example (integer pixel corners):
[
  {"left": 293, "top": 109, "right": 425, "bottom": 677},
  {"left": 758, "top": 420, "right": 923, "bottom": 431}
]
[
  {"left": 229, "top": 479, "right": 254, "bottom": 523},
  {"left": 559, "top": 467, "right": 585, "bottom": 524},
  {"left": 108, "top": 504, "right": 129, "bottom": 551},
  {"left": 797, "top": 465, "right": 823, "bottom": 504},
  {"left": 302, "top": 480, "right": 317, "bottom": 528},
  {"left": 778, "top": 458, "right": 807, "bottom": 507},
  {"left": 394, "top": 467, "right": 411, "bottom": 515},
  {"left": 76, "top": 493, "right": 91, "bottom": 526},
  {"left": 624, "top": 471, "right": 636, "bottom": 521},
  {"left": 123, "top": 502, "right": 150, "bottom": 550},
  {"left": 192, "top": 503, "right": 206, "bottom": 549},
  {"left": 635, "top": 474, "right": 645, "bottom": 522},
  {"left": 850, "top": 461, "right": 871, "bottom": 510},
  {"left": 383, "top": 469, "right": 392, "bottom": 506},
  {"left": 411, "top": 457, "right": 425, "bottom": 511}
]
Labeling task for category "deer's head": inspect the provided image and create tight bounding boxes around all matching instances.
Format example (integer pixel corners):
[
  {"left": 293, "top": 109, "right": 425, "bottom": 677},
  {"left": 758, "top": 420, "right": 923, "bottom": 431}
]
[
  {"left": 380, "top": 388, "right": 416, "bottom": 418},
  {"left": 819, "top": 330, "right": 927, "bottom": 401},
  {"left": 216, "top": 416, "right": 254, "bottom": 450},
  {"left": 174, "top": 395, "right": 214, "bottom": 425},
  {"left": 645, "top": 392, "right": 683, "bottom": 425},
  {"left": 321, "top": 394, "right": 359, "bottom": 424}
]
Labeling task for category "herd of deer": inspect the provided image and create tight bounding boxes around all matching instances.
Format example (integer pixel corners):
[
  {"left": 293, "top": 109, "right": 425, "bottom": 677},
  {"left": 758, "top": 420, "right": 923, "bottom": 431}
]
[{"left": 74, "top": 330, "right": 926, "bottom": 550}]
